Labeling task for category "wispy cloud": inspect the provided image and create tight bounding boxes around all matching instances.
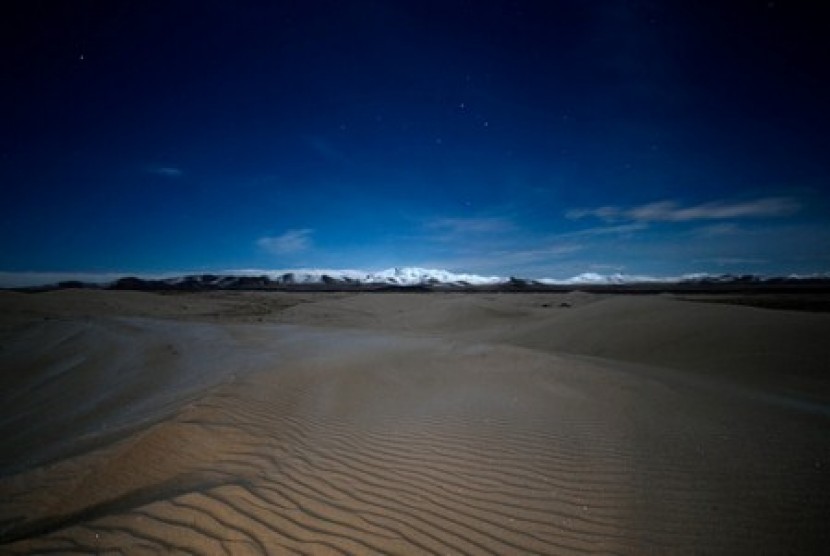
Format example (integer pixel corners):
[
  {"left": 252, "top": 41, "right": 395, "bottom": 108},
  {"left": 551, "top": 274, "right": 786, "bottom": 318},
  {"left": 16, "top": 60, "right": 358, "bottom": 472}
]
[
  {"left": 147, "top": 166, "right": 184, "bottom": 178},
  {"left": 567, "top": 197, "right": 800, "bottom": 223},
  {"left": 495, "top": 243, "right": 583, "bottom": 265},
  {"left": 420, "top": 242, "right": 582, "bottom": 274},
  {"left": 692, "top": 223, "right": 742, "bottom": 237},
  {"left": 415, "top": 213, "right": 589, "bottom": 274},
  {"left": 426, "top": 216, "right": 515, "bottom": 236},
  {"left": 257, "top": 229, "right": 314, "bottom": 255},
  {"left": 559, "top": 221, "right": 648, "bottom": 238},
  {"left": 694, "top": 257, "right": 768, "bottom": 267}
]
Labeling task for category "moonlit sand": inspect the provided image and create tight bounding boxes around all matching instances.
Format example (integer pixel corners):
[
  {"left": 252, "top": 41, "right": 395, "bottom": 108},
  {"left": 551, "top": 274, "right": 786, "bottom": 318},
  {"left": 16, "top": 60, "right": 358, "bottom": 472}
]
[{"left": 1, "top": 290, "right": 829, "bottom": 553}]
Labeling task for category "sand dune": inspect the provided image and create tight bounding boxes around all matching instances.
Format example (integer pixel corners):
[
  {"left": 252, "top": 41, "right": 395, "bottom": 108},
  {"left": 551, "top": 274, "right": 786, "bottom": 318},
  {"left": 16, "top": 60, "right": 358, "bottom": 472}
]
[{"left": 1, "top": 290, "right": 829, "bottom": 554}]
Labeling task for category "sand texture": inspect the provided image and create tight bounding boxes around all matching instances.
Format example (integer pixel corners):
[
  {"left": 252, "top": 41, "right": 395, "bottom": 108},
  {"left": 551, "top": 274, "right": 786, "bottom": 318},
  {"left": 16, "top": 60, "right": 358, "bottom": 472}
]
[{"left": 1, "top": 290, "right": 829, "bottom": 554}]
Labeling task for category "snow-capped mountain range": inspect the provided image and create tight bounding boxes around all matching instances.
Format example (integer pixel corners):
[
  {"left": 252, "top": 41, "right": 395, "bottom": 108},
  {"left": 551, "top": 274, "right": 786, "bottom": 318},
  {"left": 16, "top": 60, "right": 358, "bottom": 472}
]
[
  {"left": 2, "top": 267, "right": 829, "bottom": 290},
  {"left": 240, "top": 267, "right": 508, "bottom": 286},
  {"left": 152, "top": 267, "right": 701, "bottom": 288},
  {"left": 172, "top": 267, "right": 829, "bottom": 287}
]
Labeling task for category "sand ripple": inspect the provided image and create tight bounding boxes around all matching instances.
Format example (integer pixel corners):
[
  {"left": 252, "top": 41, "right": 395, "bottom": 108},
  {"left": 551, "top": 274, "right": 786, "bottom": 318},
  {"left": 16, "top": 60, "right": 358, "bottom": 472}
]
[{"left": 2, "top": 293, "right": 829, "bottom": 554}]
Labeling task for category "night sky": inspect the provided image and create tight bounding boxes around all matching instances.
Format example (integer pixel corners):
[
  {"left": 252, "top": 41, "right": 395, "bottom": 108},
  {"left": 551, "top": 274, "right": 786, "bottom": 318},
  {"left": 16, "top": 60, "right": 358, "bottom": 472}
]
[{"left": 2, "top": 0, "right": 829, "bottom": 281}]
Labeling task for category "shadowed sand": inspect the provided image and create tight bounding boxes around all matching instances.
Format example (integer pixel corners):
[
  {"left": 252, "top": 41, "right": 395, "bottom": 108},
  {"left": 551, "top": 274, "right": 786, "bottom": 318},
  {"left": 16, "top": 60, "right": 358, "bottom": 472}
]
[{"left": 1, "top": 290, "right": 829, "bottom": 554}]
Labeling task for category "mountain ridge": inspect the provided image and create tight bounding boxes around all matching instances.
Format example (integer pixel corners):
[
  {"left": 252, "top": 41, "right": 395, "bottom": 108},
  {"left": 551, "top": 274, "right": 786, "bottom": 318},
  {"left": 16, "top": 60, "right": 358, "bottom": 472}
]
[{"left": 4, "top": 266, "right": 830, "bottom": 292}]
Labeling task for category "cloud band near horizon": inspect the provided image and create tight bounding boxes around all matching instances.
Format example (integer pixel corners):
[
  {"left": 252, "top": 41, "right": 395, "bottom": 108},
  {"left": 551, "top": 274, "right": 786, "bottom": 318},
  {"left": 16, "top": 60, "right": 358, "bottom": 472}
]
[{"left": 566, "top": 197, "right": 800, "bottom": 223}]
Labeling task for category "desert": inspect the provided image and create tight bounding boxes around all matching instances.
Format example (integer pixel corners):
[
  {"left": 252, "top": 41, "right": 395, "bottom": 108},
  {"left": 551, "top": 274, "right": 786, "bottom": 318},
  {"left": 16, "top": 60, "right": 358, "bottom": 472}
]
[{"left": 1, "top": 288, "right": 828, "bottom": 554}]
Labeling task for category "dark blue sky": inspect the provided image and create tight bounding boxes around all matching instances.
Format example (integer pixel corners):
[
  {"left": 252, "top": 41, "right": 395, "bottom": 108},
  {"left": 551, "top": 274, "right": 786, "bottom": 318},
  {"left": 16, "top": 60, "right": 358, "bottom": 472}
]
[{"left": 2, "top": 0, "right": 829, "bottom": 280}]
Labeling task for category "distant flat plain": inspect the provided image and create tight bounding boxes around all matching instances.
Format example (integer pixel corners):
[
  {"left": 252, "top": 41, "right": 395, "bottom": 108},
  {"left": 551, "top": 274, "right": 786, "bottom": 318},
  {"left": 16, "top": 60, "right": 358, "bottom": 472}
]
[{"left": 1, "top": 289, "right": 828, "bottom": 554}]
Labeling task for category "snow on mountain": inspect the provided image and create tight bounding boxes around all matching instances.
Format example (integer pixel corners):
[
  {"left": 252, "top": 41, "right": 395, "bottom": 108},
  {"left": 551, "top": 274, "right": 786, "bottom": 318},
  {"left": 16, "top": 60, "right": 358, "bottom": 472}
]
[
  {"left": 155, "top": 268, "right": 830, "bottom": 288},
  {"left": 539, "top": 272, "right": 697, "bottom": 285},
  {"left": 237, "top": 267, "right": 724, "bottom": 286},
  {"left": 4, "top": 266, "right": 829, "bottom": 289},
  {"left": 225, "top": 267, "right": 506, "bottom": 286},
  {"left": 367, "top": 267, "right": 504, "bottom": 286}
]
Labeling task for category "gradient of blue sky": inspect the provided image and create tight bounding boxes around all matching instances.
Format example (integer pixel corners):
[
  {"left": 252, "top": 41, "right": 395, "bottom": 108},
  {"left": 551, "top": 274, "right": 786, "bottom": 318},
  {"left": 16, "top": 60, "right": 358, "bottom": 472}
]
[{"left": 2, "top": 0, "right": 829, "bottom": 278}]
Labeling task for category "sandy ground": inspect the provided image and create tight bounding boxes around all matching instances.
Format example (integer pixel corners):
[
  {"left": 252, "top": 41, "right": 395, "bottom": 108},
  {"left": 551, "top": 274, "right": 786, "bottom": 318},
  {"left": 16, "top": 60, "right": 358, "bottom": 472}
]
[{"left": 1, "top": 289, "right": 828, "bottom": 554}]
